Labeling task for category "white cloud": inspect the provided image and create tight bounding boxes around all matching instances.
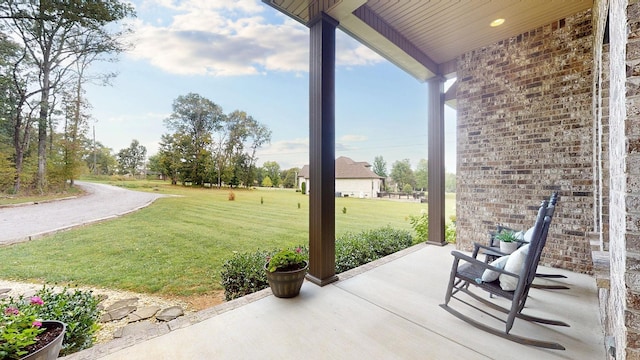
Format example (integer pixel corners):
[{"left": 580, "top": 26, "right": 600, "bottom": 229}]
[
  {"left": 126, "top": 0, "right": 383, "bottom": 76},
  {"left": 336, "top": 31, "right": 383, "bottom": 67},
  {"left": 99, "top": 111, "right": 169, "bottom": 154},
  {"left": 335, "top": 134, "right": 368, "bottom": 153},
  {"left": 103, "top": 111, "right": 168, "bottom": 125},
  {"left": 254, "top": 138, "right": 308, "bottom": 169},
  {"left": 262, "top": 138, "right": 308, "bottom": 152},
  {"left": 140, "top": 0, "right": 263, "bottom": 14}
]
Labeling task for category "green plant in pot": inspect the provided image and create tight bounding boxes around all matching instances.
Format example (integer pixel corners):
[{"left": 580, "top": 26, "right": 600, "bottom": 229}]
[
  {"left": 0, "top": 296, "right": 65, "bottom": 360},
  {"left": 265, "top": 248, "right": 308, "bottom": 298},
  {"left": 495, "top": 230, "right": 519, "bottom": 254}
]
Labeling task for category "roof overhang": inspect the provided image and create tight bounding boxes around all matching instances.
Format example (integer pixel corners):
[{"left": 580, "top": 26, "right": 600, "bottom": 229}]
[{"left": 262, "top": 0, "right": 593, "bottom": 82}]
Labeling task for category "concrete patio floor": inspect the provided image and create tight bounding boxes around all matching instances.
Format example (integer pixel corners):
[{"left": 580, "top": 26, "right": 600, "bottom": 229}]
[{"left": 72, "top": 243, "right": 605, "bottom": 359}]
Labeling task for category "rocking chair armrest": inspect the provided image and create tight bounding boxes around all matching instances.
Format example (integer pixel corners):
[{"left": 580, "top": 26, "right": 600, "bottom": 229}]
[
  {"left": 472, "top": 243, "right": 508, "bottom": 258},
  {"left": 474, "top": 243, "right": 501, "bottom": 253},
  {"left": 451, "top": 250, "right": 490, "bottom": 267},
  {"left": 450, "top": 250, "right": 521, "bottom": 279}
]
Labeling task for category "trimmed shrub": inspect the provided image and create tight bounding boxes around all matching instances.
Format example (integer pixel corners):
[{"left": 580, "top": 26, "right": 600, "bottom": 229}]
[
  {"left": 34, "top": 286, "right": 101, "bottom": 356},
  {"left": 220, "top": 250, "right": 270, "bottom": 301},
  {"left": 335, "top": 227, "right": 413, "bottom": 273},
  {"left": 445, "top": 221, "right": 456, "bottom": 244},
  {"left": 220, "top": 228, "right": 413, "bottom": 299},
  {"left": 334, "top": 232, "right": 376, "bottom": 273},
  {"left": 408, "top": 212, "right": 428, "bottom": 242},
  {"left": 409, "top": 212, "right": 455, "bottom": 244},
  {"left": 364, "top": 226, "right": 414, "bottom": 254}
]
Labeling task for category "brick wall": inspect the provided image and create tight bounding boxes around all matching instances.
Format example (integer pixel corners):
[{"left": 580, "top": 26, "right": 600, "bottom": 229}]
[
  {"left": 456, "top": 10, "right": 594, "bottom": 273},
  {"left": 620, "top": 1, "right": 640, "bottom": 358},
  {"left": 592, "top": 0, "right": 612, "bottom": 357},
  {"left": 596, "top": 15, "right": 611, "bottom": 254}
]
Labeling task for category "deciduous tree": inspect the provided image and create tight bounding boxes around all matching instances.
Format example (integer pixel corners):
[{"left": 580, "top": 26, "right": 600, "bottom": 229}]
[
  {"left": 165, "top": 93, "right": 223, "bottom": 185},
  {"left": 390, "top": 159, "right": 415, "bottom": 190},
  {"left": 372, "top": 155, "right": 387, "bottom": 177},
  {"left": 262, "top": 161, "right": 281, "bottom": 188},
  {"left": 262, "top": 175, "right": 273, "bottom": 187},
  {"left": 211, "top": 110, "right": 271, "bottom": 187},
  {"left": 445, "top": 172, "right": 456, "bottom": 193},
  {"left": 0, "top": 32, "right": 39, "bottom": 193},
  {"left": 117, "top": 139, "right": 146, "bottom": 177},
  {"left": 84, "top": 141, "right": 115, "bottom": 175},
  {"left": 156, "top": 133, "right": 190, "bottom": 185},
  {"left": 2, "top": 0, "right": 135, "bottom": 192},
  {"left": 414, "top": 159, "right": 428, "bottom": 191},
  {"left": 281, "top": 167, "right": 299, "bottom": 188}
]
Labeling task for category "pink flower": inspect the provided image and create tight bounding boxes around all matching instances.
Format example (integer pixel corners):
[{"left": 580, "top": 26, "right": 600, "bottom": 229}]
[
  {"left": 30, "top": 296, "right": 44, "bottom": 306},
  {"left": 32, "top": 320, "right": 42, "bottom": 328},
  {"left": 295, "top": 248, "right": 302, "bottom": 253},
  {"left": 4, "top": 307, "right": 19, "bottom": 316}
]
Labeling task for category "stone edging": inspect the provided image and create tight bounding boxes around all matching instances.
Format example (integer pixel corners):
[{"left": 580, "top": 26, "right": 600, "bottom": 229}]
[
  {"left": 62, "top": 288, "right": 273, "bottom": 359},
  {"left": 0, "top": 195, "right": 78, "bottom": 209}
]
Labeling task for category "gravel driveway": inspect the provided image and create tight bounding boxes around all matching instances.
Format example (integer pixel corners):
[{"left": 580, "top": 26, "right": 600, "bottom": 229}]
[{"left": 0, "top": 181, "right": 167, "bottom": 245}]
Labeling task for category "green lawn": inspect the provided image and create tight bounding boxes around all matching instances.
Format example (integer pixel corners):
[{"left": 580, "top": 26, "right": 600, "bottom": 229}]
[{"left": 0, "top": 181, "right": 455, "bottom": 296}]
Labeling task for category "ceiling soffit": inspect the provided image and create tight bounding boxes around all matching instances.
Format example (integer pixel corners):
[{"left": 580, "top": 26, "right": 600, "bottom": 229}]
[
  {"left": 262, "top": 0, "right": 593, "bottom": 81},
  {"left": 365, "top": 0, "right": 593, "bottom": 64}
]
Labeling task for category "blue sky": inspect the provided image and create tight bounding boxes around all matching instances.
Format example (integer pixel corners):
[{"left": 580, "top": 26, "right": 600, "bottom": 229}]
[{"left": 84, "top": 0, "right": 457, "bottom": 172}]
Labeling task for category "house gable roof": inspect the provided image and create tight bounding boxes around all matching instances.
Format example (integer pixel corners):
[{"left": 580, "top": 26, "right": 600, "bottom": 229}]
[{"left": 298, "top": 156, "right": 382, "bottom": 180}]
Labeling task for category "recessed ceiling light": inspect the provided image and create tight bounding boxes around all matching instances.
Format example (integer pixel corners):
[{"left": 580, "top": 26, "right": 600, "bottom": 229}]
[{"left": 490, "top": 18, "right": 505, "bottom": 27}]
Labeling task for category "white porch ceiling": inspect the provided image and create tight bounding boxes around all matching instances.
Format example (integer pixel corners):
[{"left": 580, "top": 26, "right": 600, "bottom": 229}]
[{"left": 263, "top": 0, "right": 594, "bottom": 81}]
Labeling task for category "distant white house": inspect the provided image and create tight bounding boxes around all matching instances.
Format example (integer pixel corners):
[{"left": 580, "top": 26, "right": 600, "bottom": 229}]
[{"left": 297, "top": 156, "right": 384, "bottom": 198}]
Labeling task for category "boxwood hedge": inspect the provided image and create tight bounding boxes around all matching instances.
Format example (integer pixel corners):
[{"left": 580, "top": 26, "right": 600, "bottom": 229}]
[{"left": 220, "top": 227, "right": 413, "bottom": 300}]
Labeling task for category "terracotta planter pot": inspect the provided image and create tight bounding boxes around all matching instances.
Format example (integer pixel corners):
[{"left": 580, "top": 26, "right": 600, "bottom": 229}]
[
  {"left": 500, "top": 241, "right": 518, "bottom": 255},
  {"left": 20, "top": 320, "right": 65, "bottom": 360},
  {"left": 264, "top": 261, "right": 308, "bottom": 298}
]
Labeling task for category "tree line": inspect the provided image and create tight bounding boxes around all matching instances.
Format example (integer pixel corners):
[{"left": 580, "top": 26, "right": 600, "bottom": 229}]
[
  {"left": 106, "top": 138, "right": 299, "bottom": 190},
  {"left": 0, "top": 2, "right": 276, "bottom": 193},
  {"left": 247, "top": 155, "right": 455, "bottom": 193},
  {"left": 0, "top": 0, "right": 135, "bottom": 194},
  {"left": 147, "top": 93, "right": 272, "bottom": 188},
  {"left": 372, "top": 155, "right": 456, "bottom": 193}
]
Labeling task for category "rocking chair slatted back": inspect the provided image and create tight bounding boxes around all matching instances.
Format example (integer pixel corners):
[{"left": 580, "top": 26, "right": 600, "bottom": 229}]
[
  {"left": 440, "top": 198, "right": 568, "bottom": 350},
  {"left": 513, "top": 201, "right": 553, "bottom": 314},
  {"left": 481, "top": 192, "right": 569, "bottom": 291},
  {"left": 487, "top": 192, "right": 558, "bottom": 249}
]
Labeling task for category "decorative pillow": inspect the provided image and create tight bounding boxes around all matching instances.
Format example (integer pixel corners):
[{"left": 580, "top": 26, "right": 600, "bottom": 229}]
[
  {"left": 514, "top": 230, "right": 525, "bottom": 241},
  {"left": 499, "top": 244, "right": 530, "bottom": 291},
  {"left": 523, "top": 227, "right": 535, "bottom": 243},
  {"left": 481, "top": 255, "right": 510, "bottom": 282}
]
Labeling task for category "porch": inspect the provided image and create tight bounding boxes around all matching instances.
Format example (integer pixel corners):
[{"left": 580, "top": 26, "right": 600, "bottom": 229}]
[{"left": 69, "top": 243, "right": 604, "bottom": 359}]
